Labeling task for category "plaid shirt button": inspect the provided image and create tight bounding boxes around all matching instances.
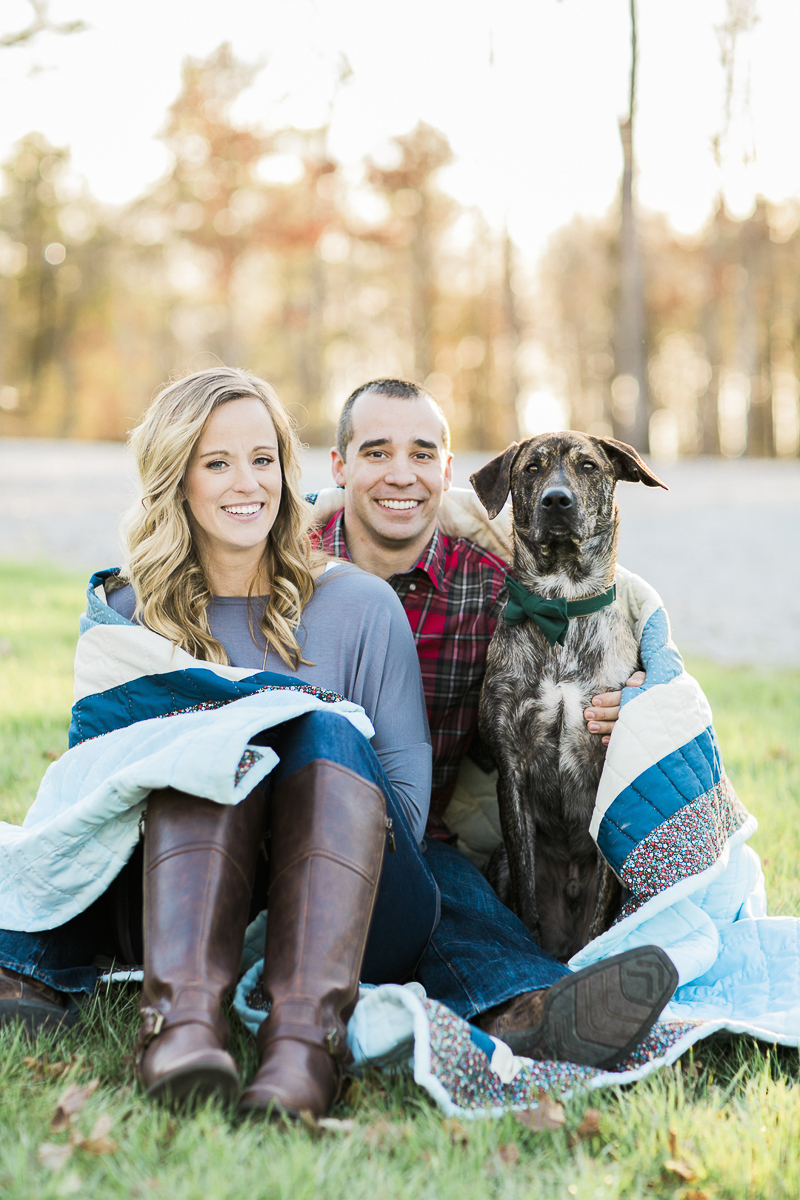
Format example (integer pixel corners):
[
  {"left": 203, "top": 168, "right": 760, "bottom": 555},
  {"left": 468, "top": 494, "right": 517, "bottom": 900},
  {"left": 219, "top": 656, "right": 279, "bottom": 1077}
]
[{"left": 321, "top": 511, "right": 509, "bottom": 839}]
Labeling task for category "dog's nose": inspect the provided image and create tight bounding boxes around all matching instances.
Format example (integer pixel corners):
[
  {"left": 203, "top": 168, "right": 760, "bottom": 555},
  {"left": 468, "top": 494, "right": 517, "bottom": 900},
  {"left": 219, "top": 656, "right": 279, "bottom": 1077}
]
[{"left": 540, "top": 487, "right": 574, "bottom": 511}]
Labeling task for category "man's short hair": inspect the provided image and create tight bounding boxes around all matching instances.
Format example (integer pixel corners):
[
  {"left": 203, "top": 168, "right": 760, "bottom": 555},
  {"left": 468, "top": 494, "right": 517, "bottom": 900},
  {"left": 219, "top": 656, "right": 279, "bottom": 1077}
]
[{"left": 336, "top": 378, "right": 451, "bottom": 460}]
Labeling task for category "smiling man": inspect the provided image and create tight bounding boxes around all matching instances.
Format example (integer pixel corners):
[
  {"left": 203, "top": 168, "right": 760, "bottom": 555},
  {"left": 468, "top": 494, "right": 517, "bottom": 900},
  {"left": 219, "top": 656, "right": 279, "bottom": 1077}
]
[{"left": 312, "top": 378, "right": 675, "bottom": 1069}]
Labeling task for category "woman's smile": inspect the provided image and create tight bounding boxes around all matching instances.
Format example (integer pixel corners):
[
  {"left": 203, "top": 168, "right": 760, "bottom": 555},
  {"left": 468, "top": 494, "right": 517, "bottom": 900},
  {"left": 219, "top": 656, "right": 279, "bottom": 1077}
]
[{"left": 182, "top": 397, "right": 283, "bottom": 577}]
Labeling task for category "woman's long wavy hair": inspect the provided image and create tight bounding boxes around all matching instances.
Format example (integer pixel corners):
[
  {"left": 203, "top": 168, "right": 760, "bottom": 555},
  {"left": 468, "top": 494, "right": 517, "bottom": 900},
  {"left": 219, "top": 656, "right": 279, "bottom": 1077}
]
[{"left": 119, "top": 367, "right": 323, "bottom": 668}]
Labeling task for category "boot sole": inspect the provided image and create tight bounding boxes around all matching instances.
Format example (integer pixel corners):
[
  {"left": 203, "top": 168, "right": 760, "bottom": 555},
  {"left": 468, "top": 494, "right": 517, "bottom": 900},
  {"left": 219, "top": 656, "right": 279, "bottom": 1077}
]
[
  {"left": 145, "top": 1062, "right": 241, "bottom": 1109},
  {"left": 502, "top": 945, "right": 678, "bottom": 1070},
  {"left": 0, "top": 998, "right": 79, "bottom": 1034}
]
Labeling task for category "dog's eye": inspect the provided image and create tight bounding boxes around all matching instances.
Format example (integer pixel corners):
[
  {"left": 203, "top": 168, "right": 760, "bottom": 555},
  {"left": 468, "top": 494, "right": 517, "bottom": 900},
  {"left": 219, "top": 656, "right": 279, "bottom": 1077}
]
[
  {"left": 526, "top": 463, "right": 540, "bottom": 474},
  {"left": 581, "top": 460, "right": 598, "bottom": 474}
]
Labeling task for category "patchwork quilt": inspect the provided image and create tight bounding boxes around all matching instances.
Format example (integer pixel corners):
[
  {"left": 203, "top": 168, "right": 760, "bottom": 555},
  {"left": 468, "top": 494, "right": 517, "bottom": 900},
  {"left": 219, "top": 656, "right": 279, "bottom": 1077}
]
[
  {"left": 0, "top": 570, "right": 373, "bottom": 932},
  {"left": 233, "top": 566, "right": 800, "bottom": 1118}
]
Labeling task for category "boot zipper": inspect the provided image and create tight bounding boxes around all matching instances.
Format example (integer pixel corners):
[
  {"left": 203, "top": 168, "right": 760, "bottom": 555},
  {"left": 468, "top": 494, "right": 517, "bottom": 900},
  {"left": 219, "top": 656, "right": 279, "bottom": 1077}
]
[{"left": 385, "top": 817, "right": 396, "bottom": 853}]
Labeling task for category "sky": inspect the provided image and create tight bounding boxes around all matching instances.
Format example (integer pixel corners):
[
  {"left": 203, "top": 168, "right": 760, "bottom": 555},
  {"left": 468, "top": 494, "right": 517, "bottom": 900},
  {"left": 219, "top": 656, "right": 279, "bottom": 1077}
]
[{"left": 1, "top": 0, "right": 798, "bottom": 262}]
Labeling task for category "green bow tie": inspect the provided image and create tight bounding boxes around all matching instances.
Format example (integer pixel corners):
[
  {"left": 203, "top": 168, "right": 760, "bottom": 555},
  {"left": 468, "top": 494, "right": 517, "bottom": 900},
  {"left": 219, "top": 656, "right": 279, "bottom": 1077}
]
[{"left": 503, "top": 577, "right": 616, "bottom": 646}]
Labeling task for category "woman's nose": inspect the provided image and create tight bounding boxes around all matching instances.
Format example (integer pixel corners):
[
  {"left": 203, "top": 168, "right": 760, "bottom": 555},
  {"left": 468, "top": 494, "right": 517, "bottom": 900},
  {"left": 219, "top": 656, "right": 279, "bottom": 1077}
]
[{"left": 232, "top": 465, "right": 260, "bottom": 492}]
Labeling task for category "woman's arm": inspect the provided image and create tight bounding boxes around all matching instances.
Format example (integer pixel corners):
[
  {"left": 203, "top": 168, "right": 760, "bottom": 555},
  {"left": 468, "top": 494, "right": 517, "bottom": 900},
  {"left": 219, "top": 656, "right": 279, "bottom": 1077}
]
[{"left": 313, "top": 569, "right": 432, "bottom": 842}]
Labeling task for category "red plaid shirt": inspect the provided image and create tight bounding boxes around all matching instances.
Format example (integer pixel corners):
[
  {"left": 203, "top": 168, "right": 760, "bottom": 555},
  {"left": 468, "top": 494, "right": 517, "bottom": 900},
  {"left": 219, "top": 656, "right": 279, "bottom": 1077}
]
[{"left": 320, "top": 511, "right": 509, "bottom": 839}]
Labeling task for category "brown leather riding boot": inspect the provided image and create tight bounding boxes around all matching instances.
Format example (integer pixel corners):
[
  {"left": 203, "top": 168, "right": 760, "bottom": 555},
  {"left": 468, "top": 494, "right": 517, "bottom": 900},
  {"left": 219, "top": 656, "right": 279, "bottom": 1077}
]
[
  {"left": 239, "top": 760, "right": 386, "bottom": 1119},
  {"left": 136, "top": 785, "right": 266, "bottom": 1107}
]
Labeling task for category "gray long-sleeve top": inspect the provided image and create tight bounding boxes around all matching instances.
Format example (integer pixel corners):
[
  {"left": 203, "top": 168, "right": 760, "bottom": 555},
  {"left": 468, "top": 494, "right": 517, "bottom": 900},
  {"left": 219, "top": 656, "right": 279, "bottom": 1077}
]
[{"left": 107, "top": 564, "right": 432, "bottom": 841}]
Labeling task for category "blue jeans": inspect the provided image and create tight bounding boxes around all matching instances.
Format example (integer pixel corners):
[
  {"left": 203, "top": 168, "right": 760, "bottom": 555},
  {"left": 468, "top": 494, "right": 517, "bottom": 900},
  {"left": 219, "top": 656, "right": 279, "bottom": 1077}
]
[
  {"left": 0, "top": 711, "right": 439, "bottom": 996},
  {"left": 415, "top": 839, "right": 571, "bottom": 1020}
]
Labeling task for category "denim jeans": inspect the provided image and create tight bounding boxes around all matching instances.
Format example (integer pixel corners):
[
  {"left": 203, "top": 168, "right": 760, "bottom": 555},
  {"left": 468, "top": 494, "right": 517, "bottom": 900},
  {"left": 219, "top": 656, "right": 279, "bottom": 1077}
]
[
  {"left": 415, "top": 839, "right": 571, "bottom": 1020},
  {"left": 0, "top": 711, "right": 439, "bottom": 996}
]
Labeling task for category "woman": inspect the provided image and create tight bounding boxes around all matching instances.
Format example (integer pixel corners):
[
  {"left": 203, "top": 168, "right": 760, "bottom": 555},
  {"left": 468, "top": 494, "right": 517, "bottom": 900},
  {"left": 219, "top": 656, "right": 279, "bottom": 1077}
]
[{"left": 0, "top": 367, "right": 438, "bottom": 1118}]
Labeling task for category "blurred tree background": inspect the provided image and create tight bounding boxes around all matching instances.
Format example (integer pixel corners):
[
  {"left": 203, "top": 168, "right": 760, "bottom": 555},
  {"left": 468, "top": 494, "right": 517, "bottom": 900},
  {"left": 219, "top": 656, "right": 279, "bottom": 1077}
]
[{"left": 0, "top": 37, "right": 798, "bottom": 457}]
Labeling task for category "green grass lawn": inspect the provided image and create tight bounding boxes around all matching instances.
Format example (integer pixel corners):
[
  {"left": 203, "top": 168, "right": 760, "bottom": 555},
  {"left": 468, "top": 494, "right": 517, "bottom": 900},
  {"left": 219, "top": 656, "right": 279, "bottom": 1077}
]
[{"left": 1, "top": 561, "right": 799, "bottom": 1199}]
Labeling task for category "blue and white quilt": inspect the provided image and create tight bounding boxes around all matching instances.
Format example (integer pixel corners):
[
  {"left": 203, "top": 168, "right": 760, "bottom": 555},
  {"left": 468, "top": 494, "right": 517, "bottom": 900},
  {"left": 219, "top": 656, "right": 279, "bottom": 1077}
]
[
  {"left": 0, "top": 569, "right": 373, "bottom": 932},
  {"left": 237, "top": 566, "right": 800, "bottom": 1118}
]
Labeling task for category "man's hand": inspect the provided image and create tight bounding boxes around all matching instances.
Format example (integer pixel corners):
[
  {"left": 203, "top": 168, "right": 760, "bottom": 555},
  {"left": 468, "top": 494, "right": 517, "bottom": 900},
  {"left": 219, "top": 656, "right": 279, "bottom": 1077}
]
[
  {"left": 307, "top": 487, "right": 344, "bottom": 526},
  {"left": 584, "top": 671, "right": 646, "bottom": 746}
]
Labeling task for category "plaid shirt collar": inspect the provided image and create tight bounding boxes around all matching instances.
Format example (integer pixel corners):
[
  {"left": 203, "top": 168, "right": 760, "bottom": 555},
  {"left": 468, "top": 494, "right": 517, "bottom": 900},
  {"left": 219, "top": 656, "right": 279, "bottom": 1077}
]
[{"left": 326, "top": 511, "right": 447, "bottom": 591}]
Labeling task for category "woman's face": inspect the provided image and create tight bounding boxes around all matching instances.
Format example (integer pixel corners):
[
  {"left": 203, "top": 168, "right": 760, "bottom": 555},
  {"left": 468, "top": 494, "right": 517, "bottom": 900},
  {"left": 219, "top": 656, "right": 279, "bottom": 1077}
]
[{"left": 182, "top": 398, "right": 283, "bottom": 573}]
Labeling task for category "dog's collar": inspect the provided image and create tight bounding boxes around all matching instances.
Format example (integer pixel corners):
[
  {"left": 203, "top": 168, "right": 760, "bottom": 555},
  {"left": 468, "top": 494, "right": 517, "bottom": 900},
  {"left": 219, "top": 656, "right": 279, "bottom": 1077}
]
[{"left": 503, "top": 578, "right": 616, "bottom": 646}]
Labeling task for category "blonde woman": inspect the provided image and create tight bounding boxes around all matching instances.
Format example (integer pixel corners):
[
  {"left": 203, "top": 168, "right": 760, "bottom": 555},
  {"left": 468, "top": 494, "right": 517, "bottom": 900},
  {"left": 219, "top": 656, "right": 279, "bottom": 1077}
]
[{"left": 0, "top": 368, "right": 437, "bottom": 1118}]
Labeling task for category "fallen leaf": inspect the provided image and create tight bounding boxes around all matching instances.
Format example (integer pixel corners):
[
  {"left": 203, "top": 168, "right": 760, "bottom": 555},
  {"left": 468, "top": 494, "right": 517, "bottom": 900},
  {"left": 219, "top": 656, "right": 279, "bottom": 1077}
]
[
  {"left": 50, "top": 1080, "right": 100, "bottom": 1131},
  {"left": 70, "top": 1114, "right": 116, "bottom": 1155},
  {"left": 515, "top": 1096, "right": 566, "bottom": 1132},
  {"left": 663, "top": 1159, "right": 697, "bottom": 1182},
  {"left": 497, "top": 1143, "right": 519, "bottom": 1167},
  {"left": 573, "top": 1107, "right": 602, "bottom": 1142},
  {"left": 317, "top": 1118, "right": 355, "bottom": 1134},
  {"left": 668, "top": 1126, "right": 679, "bottom": 1157},
  {"left": 43, "top": 749, "right": 62, "bottom": 762},
  {"left": 685, "top": 1191, "right": 710, "bottom": 1200},
  {"left": 23, "top": 1056, "right": 73, "bottom": 1082},
  {"left": 443, "top": 1117, "right": 469, "bottom": 1147},
  {"left": 38, "top": 1142, "right": 73, "bottom": 1171}
]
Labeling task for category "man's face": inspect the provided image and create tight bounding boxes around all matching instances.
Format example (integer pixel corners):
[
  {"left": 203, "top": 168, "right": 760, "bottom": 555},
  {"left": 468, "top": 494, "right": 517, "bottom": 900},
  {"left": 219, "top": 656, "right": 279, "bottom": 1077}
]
[{"left": 331, "top": 392, "right": 453, "bottom": 552}]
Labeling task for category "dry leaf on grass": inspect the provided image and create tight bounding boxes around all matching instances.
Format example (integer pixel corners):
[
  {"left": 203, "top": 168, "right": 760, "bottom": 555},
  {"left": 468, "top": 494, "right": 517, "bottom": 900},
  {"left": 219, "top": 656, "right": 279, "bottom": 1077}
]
[
  {"left": 668, "top": 1126, "right": 679, "bottom": 1157},
  {"left": 684, "top": 1190, "right": 710, "bottom": 1200},
  {"left": 497, "top": 1143, "right": 519, "bottom": 1167},
  {"left": 37, "top": 1142, "right": 73, "bottom": 1171},
  {"left": 568, "top": 1107, "right": 602, "bottom": 1146},
  {"left": 442, "top": 1118, "right": 469, "bottom": 1147},
  {"left": 23, "top": 1056, "right": 74, "bottom": 1082},
  {"left": 71, "top": 1114, "right": 117, "bottom": 1155},
  {"left": 43, "top": 749, "right": 62, "bottom": 761},
  {"left": 50, "top": 1080, "right": 100, "bottom": 1132},
  {"left": 663, "top": 1159, "right": 698, "bottom": 1182},
  {"left": 514, "top": 1095, "right": 566, "bottom": 1132}
]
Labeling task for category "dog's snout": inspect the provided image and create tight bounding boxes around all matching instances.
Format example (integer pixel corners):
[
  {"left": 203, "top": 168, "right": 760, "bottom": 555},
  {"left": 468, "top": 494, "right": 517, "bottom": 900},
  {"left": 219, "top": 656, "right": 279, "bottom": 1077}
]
[{"left": 540, "top": 487, "right": 574, "bottom": 512}]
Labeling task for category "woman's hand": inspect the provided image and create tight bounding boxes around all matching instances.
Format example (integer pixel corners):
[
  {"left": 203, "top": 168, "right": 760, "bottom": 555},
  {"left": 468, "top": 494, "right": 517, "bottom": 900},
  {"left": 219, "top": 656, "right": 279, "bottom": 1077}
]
[{"left": 584, "top": 671, "right": 646, "bottom": 746}]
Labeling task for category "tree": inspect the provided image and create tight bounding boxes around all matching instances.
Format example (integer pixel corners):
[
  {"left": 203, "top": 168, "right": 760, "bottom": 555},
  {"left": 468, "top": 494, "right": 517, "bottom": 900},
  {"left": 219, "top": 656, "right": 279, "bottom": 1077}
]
[{"left": 614, "top": 0, "right": 650, "bottom": 452}]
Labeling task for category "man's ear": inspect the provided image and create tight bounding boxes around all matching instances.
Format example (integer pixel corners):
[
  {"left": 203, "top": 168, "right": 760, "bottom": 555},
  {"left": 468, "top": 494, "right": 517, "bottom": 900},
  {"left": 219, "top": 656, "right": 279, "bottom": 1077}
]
[
  {"left": 442, "top": 451, "right": 453, "bottom": 493},
  {"left": 470, "top": 443, "right": 521, "bottom": 518},
  {"left": 330, "top": 446, "right": 346, "bottom": 488},
  {"left": 591, "top": 437, "right": 669, "bottom": 490}
]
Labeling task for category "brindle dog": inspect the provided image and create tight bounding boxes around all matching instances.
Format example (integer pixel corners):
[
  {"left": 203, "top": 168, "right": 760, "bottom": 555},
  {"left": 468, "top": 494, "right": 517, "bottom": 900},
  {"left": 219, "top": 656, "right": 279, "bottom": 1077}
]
[{"left": 472, "top": 432, "right": 667, "bottom": 962}]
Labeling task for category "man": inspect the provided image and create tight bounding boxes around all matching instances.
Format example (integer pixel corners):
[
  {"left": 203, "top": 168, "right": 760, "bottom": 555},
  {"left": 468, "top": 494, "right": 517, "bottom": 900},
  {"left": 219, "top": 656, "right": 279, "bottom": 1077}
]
[{"left": 309, "top": 378, "right": 674, "bottom": 1069}]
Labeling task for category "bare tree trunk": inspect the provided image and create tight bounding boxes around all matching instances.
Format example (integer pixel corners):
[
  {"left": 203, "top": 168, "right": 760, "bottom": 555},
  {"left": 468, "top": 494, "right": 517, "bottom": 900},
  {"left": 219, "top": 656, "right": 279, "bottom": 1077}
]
[
  {"left": 411, "top": 196, "right": 435, "bottom": 380},
  {"left": 614, "top": 0, "right": 650, "bottom": 452},
  {"left": 497, "top": 228, "right": 522, "bottom": 445},
  {"left": 743, "top": 203, "right": 775, "bottom": 456}
]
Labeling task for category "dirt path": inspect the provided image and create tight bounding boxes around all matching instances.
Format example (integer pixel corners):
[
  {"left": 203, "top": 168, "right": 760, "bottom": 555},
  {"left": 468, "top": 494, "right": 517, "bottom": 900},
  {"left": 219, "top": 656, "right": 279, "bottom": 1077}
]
[{"left": 2, "top": 439, "right": 798, "bottom": 667}]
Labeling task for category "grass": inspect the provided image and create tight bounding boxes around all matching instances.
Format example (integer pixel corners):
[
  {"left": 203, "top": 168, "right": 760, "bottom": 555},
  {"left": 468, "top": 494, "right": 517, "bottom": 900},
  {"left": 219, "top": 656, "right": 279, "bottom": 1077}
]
[{"left": 1, "top": 560, "right": 800, "bottom": 1199}]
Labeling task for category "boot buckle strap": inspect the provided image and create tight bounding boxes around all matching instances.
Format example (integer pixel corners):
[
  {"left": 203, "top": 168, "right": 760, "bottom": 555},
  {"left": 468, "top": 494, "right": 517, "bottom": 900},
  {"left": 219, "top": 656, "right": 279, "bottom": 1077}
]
[
  {"left": 138, "top": 1008, "right": 165, "bottom": 1048},
  {"left": 261, "top": 1020, "right": 345, "bottom": 1058},
  {"left": 139, "top": 1007, "right": 224, "bottom": 1047}
]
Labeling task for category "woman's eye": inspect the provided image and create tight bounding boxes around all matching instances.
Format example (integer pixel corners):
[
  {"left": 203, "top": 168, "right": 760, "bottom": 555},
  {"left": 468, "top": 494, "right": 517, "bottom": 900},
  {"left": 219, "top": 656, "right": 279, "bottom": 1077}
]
[
  {"left": 254, "top": 456, "right": 274, "bottom": 467},
  {"left": 206, "top": 460, "right": 228, "bottom": 471}
]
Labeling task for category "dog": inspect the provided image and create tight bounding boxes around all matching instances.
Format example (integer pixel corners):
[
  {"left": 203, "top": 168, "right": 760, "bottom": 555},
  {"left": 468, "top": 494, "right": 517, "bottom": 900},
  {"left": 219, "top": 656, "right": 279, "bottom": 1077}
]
[{"left": 471, "top": 432, "right": 667, "bottom": 962}]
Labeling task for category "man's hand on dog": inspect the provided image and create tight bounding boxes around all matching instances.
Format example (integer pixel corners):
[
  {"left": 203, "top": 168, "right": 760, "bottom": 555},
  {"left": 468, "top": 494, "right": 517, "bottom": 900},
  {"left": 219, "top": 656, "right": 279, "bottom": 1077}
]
[{"left": 585, "top": 671, "right": 646, "bottom": 745}]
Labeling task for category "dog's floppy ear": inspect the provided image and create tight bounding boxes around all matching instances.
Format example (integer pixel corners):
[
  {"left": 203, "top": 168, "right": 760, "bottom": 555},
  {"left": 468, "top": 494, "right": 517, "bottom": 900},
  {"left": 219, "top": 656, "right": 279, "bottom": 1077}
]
[
  {"left": 470, "top": 443, "right": 521, "bottom": 518},
  {"left": 591, "top": 437, "right": 669, "bottom": 490}
]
